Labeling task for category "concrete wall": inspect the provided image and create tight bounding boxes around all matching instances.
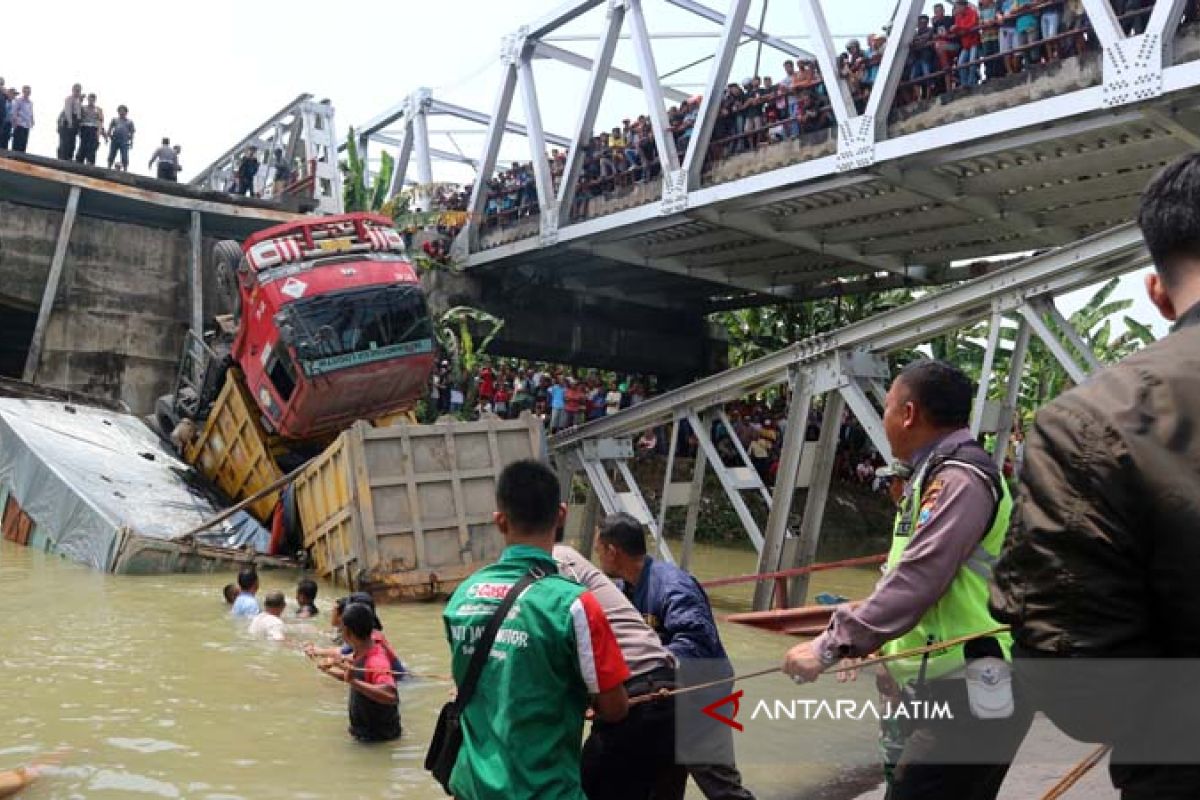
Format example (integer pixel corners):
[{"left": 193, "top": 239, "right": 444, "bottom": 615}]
[{"left": 0, "top": 199, "right": 232, "bottom": 414}]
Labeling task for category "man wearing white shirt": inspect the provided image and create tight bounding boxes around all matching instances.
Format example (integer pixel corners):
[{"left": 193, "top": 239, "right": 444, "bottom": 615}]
[{"left": 248, "top": 591, "right": 287, "bottom": 641}]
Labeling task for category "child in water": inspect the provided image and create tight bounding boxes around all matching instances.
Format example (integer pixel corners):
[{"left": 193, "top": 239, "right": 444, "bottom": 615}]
[
  {"left": 320, "top": 602, "right": 401, "bottom": 742},
  {"left": 295, "top": 578, "right": 319, "bottom": 618}
]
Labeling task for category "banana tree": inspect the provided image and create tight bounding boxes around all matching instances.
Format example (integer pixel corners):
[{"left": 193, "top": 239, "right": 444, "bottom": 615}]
[
  {"left": 435, "top": 306, "right": 505, "bottom": 413},
  {"left": 340, "top": 128, "right": 395, "bottom": 213}
]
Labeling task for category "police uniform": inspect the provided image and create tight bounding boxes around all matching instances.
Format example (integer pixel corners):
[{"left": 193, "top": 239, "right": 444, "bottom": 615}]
[{"left": 810, "top": 428, "right": 1033, "bottom": 800}]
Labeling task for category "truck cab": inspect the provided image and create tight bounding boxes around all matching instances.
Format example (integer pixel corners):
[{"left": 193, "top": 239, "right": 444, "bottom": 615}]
[{"left": 229, "top": 213, "right": 434, "bottom": 441}]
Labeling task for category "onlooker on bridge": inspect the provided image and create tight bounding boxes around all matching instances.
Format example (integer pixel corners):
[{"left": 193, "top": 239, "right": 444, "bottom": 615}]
[
  {"left": 106, "top": 106, "right": 135, "bottom": 171},
  {"left": 149, "top": 137, "right": 179, "bottom": 181},
  {"left": 271, "top": 147, "right": 294, "bottom": 197},
  {"left": 56, "top": 83, "right": 83, "bottom": 161},
  {"left": 235, "top": 146, "right": 260, "bottom": 197},
  {"left": 9, "top": 86, "right": 33, "bottom": 153},
  {"left": 0, "top": 78, "right": 7, "bottom": 147},
  {"left": 75, "top": 93, "right": 105, "bottom": 166}
]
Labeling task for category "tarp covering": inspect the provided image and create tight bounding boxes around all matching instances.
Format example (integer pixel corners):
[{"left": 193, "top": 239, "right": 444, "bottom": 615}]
[{"left": 0, "top": 398, "right": 266, "bottom": 571}]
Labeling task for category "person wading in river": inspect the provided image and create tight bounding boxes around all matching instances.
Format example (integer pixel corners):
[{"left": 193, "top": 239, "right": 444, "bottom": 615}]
[
  {"left": 783, "top": 360, "right": 1033, "bottom": 800},
  {"left": 990, "top": 153, "right": 1200, "bottom": 799},
  {"left": 321, "top": 602, "right": 401, "bottom": 742}
]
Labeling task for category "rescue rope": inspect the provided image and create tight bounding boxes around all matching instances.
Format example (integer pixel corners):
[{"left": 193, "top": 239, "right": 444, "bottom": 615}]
[
  {"left": 628, "top": 625, "right": 1012, "bottom": 706},
  {"left": 1039, "top": 744, "right": 1111, "bottom": 800}
]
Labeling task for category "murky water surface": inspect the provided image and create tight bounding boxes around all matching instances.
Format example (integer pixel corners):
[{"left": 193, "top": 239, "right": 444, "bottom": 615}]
[{"left": 1, "top": 539, "right": 886, "bottom": 799}]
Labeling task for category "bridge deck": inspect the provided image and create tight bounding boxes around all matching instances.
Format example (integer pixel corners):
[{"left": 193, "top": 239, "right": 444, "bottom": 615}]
[{"left": 465, "top": 23, "right": 1200, "bottom": 313}]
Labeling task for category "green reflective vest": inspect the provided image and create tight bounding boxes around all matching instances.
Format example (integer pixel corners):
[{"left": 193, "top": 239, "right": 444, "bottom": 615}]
[{"left": 881, "top": 443, "right": 1013, "bottom": 685}]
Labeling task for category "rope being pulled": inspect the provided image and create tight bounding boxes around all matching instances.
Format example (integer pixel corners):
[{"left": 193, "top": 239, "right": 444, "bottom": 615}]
[
  {"left": 629, "top": 625, "right": 1011, "bottom": 706},
  {"left": 1039, "top": 744, "right": 1111, "bottom": 800}
]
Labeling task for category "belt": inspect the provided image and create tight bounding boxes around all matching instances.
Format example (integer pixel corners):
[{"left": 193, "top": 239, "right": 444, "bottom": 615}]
[{"left": 625, "top": 665, "right": 676, "bottom": 697}]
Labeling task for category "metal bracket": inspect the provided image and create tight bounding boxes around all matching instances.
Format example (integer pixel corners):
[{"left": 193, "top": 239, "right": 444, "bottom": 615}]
[
  {"left": 608, "top": 0, "right": 630, "bottom": 12},
  {"left": 837, "top": 115, "right": 876, "bottom": 172},
  {"left": 661, "top": 169, "right": 689, "bottom": 214},
  {"left": 1103, "top": 33, "right": 1165, "bottom": 108},
  {"left": 501, "top": 30, "right": 528, "bottom": 66},
  {"left": 581, "top": 438, "right": 634, "bottom": 461},
  {"left": 539, "top": 206, "right": 560, "bottom": 246}
]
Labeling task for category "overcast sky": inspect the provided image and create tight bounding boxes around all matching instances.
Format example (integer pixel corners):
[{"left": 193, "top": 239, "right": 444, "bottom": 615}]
[{"left": 5, "top": 0, "right": 1167, "bottom": 335}]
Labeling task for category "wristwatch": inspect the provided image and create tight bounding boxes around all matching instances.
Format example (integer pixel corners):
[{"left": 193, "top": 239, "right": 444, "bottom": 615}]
[{"left": 818, "top": 645, "right": 840, "bottom": 668}]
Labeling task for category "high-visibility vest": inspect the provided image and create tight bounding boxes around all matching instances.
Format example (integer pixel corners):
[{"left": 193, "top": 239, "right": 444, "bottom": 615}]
[{"left": 880, "top": 439, "right": 1013, "bottom": 685}]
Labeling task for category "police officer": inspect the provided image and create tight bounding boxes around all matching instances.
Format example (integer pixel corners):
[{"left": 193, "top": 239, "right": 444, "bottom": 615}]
[{"left": 783, "top": 360, "right": 1032, "bottom": 800}]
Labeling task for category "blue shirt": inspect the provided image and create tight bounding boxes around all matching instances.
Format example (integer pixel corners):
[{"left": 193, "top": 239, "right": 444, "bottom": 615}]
[
  {"left": 231, "top": 593, "right": 260, "bottom": 618},
  {"left": 628, "top": 556, "right": 729, "bottom": 663},
  {"left": 550, "top": 385, "right": 566, "bottom": 410}
]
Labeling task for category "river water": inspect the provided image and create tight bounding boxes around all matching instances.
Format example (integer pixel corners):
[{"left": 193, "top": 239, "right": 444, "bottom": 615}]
[{"left": 1, "top": 539, "right": 886, "bottom": 800}]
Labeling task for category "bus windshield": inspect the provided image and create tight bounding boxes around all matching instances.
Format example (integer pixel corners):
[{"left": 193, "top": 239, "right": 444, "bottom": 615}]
[{"left": 281, "top": 284, "right": 433, "bottom": 376}]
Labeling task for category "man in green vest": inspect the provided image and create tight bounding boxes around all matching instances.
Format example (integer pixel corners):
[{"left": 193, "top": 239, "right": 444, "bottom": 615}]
[{"left": 783, "top": 359, "right": 1033, "bottom": 799}]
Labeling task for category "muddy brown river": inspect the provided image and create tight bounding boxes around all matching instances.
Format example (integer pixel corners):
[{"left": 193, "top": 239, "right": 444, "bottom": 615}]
[{"left": 1, "top": 538, "right": 888, "bottom": 799}]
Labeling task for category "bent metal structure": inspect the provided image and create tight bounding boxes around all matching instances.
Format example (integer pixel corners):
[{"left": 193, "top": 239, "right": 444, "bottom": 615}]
[{"left": 549, "top": 222, "right": 1150, "bottom": 611}]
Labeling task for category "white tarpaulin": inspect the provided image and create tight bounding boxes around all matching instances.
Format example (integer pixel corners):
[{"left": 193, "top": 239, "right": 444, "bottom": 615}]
[{"left": 0, "top": 398, "right": 255, "bottom": 571}]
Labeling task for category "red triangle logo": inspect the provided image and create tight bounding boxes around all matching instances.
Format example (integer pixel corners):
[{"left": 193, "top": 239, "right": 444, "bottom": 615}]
[{"left": 702, "top": 689, "right": 744, "bottom": 732}]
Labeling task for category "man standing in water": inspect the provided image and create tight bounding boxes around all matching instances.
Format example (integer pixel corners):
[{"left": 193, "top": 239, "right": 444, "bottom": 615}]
[{"left": 783, "top": 360, "right": 1033, "bottom": 799}]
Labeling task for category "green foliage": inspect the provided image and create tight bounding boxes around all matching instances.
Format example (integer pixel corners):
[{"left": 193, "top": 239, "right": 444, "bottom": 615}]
[
  {"left": 340, "top": 128, "right": 397, "bottom": 214},
  {"left": 434, "top": 306, "right": 506, "bottom": 408}
]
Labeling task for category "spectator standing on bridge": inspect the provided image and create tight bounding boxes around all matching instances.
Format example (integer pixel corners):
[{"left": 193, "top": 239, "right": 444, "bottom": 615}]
[
  {"left": 75, "top": 93, "right": 104, "bottom": 166},
  {"left": 991, "top": 153, "right": 1200, "bottom": 799},
  {"left": 236, "top": 146, "right": 260, "bottom": 197},
  {"left": 149, "top": 138, "right": 178, "bottom": 181},
  {"left": 0, "top": 79, "right": 7, "bottom": 148},
  {"left": 953, "top": 1, "right": 983, "bottom": 89},
  {"left": 783, "top": 360, "right": 1033, "bottom": 799},
  {"left": 56, "top": 84, "right": 83, "bottom": 161},
  {"left": 9, "top": 86, "right": 33, "bottom": 153},
  {"left": 595, "top": 513, "right": 756, "bottom": 800},
  {"left": 106, "top": 106, "right": 135, "bottom": 171},
  {"left": 931, "top": 4, "right": 961, "bottom": 93},
  {"left": 271, "top": 147, "right": 293, "bottom": 198}
]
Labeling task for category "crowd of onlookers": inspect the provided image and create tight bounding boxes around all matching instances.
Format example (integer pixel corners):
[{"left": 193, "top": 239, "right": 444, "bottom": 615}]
[
  {"left": 476, "top": 0, "right": 1184, "bottom": 230},
  {"left": 0, "top": 79, "right": 189, "bottom": 179}
]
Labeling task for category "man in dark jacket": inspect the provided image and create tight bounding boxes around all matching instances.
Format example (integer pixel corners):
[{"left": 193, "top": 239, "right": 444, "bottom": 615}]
[
  {"left": 990, "top": 153, "right": 1200, "bottom": 799},
  {"left": 595, "top": 513, "right": 755, "bottom": 800}
]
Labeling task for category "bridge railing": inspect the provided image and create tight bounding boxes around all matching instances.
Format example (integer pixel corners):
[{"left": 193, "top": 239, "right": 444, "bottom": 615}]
[{"left": 457, "top": 0, "right": 1194, "bottom": 259}]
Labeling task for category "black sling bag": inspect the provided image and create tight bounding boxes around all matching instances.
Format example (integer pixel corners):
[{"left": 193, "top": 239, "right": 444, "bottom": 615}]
[{"left": 425, "top": 567, "right": 542, "bottom": 794}]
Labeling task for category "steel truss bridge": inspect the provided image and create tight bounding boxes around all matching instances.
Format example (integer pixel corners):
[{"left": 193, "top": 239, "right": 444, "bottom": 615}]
[{"left": 201, "top": 1, "right": 1200, "bottom": 607}]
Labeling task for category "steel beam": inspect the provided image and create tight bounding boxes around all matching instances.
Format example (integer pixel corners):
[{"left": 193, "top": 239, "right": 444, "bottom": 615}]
[
  {"left": 753, "top": 367, "right": 813, "bottom": 611},
  {"left": 693, "top": 208, "right": 911, "bottom": 276},
  {"left": 788, "top": 390, "right": 845, "bottom": 605},
  {"left": 664, "top": 0, "right": 811, "bottom": 59},
  {"left": 387, "top": 124, "right": 414, "bottom": 199},
  {"left": 24, "top": 186, "right": 80, "bottom": 383},
  {"left": 865, "top": 0, "right": 924, "bottom": 141},
  {"left": 412, "top": 106, "right": 434, "bottom": 195},
  {"left": 626, "top": 0, "right": 681, "bottom": 175},
  {"left": 428, "top": 98, "right": 572, "bottom": 148},
  {"left": 1017, "top": 302, "right": 1091, "bottom": 385},
  {"left": 614, "top": 459, "right": 675, "bottom": 563},
  {"left": 189, "top": 211, "right": 203, "bottom": 337},
  {"left": 656, "top": 417, "right": 681, "bottom": 540},
  {"left": 796, "top": 0, "right": 857, "bottom": 126},
  {"left": 838, "top": 378, "right": 893, "bottom": 464},
  {"left": 527, "top": 0, "right": 606, "bottom": 40},
  {"left": 558, "top": 2, "right": 625, "bottom": 221},
  {"left": 517, "top": 50, "right": 555, "bottom": 222},
  {"left": 465, "top": 61, "right": 518, "bottom": 252},
  {"left": 532, "top": 40, "right": 689, "bottom": 103},
  {"left": 580, "top": 241, "right": 788, "bottom": 295},
  {"left": 683, "top": 0, "right": 752, "bottom": 191},
  {"left": 1037, "top": 297, "right": 1104, "bottom": 373},
  {"left": 681, "top": 430, "right": 708, "bottom": 570},
  {"left": 686, "top": 410, "right": 765, "bottom": 553},
  {"left": 971, "top": 310, "right": 1004, "bottom": 438},
  {"left": 993, "top": 319, "right": 1032, "bottom": 469}
]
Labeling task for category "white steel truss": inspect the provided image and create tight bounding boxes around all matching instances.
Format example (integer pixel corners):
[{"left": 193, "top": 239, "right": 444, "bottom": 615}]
[
  {"left": 459, "top": 0, "right": 1196, "bottom": 298},
  {"left": 191, "top": 94, "right": 343, "bottom": 214},
  {"left": 551, "top": 221, "right": 1151, "bottom": 609}
]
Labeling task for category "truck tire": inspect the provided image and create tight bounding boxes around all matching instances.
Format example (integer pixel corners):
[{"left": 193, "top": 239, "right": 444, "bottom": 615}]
[
  {"left": 213, "top": 240, "right": 244, "bottom": 319},
  {"left": 154, "top": 394, "right": 179, "bottom": 438}
]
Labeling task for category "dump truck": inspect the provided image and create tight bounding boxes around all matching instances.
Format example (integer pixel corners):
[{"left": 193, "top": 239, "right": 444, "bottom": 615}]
[{"left": 153, "top": 212, "right": 545, "bottom": 598}]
